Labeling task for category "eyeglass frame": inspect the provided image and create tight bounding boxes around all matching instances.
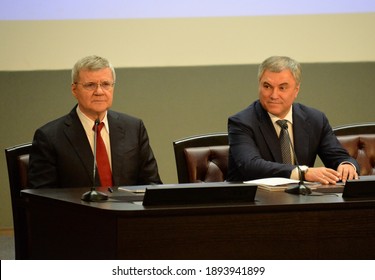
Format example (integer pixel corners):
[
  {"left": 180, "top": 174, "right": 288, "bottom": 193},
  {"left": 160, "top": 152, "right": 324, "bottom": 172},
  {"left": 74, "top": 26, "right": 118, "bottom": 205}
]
[{"left": 74, "top": 81, "right": 116, "bottom": 91}]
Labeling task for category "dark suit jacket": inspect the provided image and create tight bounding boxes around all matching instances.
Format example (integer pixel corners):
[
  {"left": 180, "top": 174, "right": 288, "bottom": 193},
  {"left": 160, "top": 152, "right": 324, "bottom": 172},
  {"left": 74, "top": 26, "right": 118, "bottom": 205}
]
[
  {"left": 29, "top": 106, "right": 162, "bottom": 188},
  {"left": 227, "top": 100, "right": 360, "bottom": 182}
]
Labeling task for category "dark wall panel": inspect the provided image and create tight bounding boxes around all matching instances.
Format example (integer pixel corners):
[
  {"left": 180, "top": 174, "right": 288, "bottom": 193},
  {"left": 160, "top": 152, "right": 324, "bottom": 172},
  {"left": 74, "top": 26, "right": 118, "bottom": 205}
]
[{"left": 1, "top": 62, "right": 374, "bottom": 227}]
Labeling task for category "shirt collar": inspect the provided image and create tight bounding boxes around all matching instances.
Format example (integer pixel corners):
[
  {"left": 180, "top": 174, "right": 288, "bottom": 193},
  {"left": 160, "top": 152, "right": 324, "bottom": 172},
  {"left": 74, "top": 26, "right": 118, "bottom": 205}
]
[
  {"left": 268, "top": 106, "right": 293, "bottom": 125},
  {"left": 76, "top": 106, "right": 109, "bottom": 133}
]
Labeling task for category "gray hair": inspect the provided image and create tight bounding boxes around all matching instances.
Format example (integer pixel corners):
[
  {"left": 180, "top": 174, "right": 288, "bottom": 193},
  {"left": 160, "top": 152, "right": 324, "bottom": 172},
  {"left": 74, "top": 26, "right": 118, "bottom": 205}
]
[
  {"left": 71, "top": 55, "right": 116, "bottom": 83},
  {"left": 257, "top": 56, "right": 302, "bottom": 85}
]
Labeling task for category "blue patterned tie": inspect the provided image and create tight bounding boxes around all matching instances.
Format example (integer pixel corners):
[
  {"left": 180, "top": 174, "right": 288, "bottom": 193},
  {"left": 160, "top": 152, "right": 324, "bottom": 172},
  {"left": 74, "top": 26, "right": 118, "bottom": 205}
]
[{"left": 276, "top": 120, "right": 292, "bottom": 164}]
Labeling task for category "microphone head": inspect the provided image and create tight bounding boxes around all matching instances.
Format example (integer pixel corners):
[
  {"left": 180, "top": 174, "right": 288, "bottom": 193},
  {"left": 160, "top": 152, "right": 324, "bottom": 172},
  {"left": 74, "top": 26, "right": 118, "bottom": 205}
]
[{"left": 95, "top": 118, "right": 100, "bottom": 125}]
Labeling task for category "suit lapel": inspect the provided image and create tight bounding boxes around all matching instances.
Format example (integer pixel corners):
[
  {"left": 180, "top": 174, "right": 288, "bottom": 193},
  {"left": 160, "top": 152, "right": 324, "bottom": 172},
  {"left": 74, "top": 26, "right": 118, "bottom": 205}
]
[
  {"left": 108, "top": 111, "right": 127, "bottom": 186},
  {"left": 255, "top": 102, "right": 283, "bottom": 162},
  {"left": 292, "top": 105, "right": 310, "bottom": 164},
  {"left": 63, "top": 109, "right": 95, "bottom": 184}
]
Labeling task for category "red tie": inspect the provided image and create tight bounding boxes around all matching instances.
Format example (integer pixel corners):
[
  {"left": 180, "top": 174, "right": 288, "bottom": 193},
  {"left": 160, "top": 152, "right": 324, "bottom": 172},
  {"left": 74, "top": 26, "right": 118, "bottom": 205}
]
[{"left": 94, "top": 122, "right": 113, "bottom": 187}]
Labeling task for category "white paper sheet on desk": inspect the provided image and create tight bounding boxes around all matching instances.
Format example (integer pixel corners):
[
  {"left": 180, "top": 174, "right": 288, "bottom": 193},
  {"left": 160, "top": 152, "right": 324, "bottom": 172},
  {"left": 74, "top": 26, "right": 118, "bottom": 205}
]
[
  {"left": 118, "top": 186, "right": 146, "bottom": 193},
  {"left": 244, "top": 177, "right": 300, "bottom": 186}
]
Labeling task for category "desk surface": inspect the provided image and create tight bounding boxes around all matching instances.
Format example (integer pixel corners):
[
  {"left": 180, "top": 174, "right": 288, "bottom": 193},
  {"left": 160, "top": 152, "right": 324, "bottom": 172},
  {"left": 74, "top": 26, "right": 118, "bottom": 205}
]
[
  {"left": 22, "top": 184, "right": 375, "bottom": 260},
  {"left": 22, "top": 184, "right": 375, "bottom": 214}
]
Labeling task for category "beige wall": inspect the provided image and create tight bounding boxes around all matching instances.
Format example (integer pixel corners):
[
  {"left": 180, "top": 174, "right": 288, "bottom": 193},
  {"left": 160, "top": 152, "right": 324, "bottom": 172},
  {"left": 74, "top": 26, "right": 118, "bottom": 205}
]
[
  {"left": 1, "top": 13, "right": 375, "bottom": 71},
  {"left": 1, "top": 12, "right": 375, "bottom": 229}
]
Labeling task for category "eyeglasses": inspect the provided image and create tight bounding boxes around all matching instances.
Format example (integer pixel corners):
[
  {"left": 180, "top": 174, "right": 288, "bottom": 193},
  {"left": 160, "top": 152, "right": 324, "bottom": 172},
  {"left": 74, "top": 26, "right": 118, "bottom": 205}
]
[{"left": 75, "top": 81, "right": 115, "bottom": 91}]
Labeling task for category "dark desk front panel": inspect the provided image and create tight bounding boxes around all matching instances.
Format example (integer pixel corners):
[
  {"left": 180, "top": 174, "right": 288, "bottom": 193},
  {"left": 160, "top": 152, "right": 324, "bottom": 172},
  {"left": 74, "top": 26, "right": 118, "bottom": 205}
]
[
  {"left": 22, "top": 186, "right": 375, "bottom": 259},
  {"left": 117, "top": 207, "right": 375, "bottom": 259}
]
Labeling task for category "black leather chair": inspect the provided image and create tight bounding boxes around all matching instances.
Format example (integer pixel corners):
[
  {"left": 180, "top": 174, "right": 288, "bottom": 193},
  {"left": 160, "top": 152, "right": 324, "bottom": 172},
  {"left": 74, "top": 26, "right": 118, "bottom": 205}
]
[
  {"left": 333, "top": 123, "right": 375, "bottom": 175},
  {"left": 173, "top": 133, "right": 228, "bottom": 183},
  {"left": 5, "top": 142, "right": 32, "bottom": 259}
]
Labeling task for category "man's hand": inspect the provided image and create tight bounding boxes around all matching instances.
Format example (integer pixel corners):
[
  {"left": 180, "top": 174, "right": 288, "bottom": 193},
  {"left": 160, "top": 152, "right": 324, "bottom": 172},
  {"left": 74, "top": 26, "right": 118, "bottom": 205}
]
[
  {"left": 304, "top": 164, "right": 358, "bottom": 184},
  {"left": 304, "top": 167, "right": 341, "bottom": 185},
  {"left": 337, "top": 163, "right": 358, "bottom": 183}
]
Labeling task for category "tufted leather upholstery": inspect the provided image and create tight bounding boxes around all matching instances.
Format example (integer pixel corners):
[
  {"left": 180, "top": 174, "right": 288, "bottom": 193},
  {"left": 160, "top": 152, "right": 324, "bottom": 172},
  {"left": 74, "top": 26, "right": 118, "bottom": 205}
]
[
  {"left": 184, "top": 146, "right": 229, "bottom": 183},
  {"left": 336, "top": 135, "right": 375, "bottom": 175},
  {"left": 334, "top": 123, "right": 375, "bottom": 176},
  {"left": 173, "top": 124, "right": 375, "bottom": 183},
  {"left": 335, "top": 137, "right": 375, "bottom": 176},
  {"left": 173, "top": 133, "right": 228, "bottom": 183}
]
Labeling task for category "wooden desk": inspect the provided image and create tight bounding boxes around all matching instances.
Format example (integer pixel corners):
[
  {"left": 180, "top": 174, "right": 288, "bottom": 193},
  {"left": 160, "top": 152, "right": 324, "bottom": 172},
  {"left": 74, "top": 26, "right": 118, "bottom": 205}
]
[{"left": 22, "top": 185, "right": 375, "bottom": 260}]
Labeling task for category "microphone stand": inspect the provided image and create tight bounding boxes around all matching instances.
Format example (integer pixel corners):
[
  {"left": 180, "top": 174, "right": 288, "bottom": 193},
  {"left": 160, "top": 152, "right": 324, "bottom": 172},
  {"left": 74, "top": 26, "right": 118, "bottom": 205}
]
[
  {"left": 281, "top": 124, "right": 312, "bottom": 195},
  {"left": 284, "top": 164, "right": 312, "bottom": 195},
  {"left": 81, "top": 119, "right": 108, "bottom": 202}
]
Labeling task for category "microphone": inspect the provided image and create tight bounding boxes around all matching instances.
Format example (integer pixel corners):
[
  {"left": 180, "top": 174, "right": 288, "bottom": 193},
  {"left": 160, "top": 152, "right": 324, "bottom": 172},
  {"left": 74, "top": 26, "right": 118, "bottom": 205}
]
[
  {"left": 81, "top": 118, "right": 109, "bottom": 201},
  {"left": 278, "top": 121, "right": 312, "bottom": 195}
]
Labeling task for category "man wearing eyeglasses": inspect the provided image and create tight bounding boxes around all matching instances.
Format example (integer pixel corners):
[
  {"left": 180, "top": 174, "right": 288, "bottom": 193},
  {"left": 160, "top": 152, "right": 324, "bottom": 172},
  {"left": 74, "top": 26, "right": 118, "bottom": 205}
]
[{"left": 28, "top": 55, "right": 162, "bottom": 188}]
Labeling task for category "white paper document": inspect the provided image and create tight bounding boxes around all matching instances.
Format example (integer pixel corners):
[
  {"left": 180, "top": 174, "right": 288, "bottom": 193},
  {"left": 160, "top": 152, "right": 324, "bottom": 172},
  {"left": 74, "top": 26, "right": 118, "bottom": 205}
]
[{"left": 244, "top": 177, "right": 300, "bottom": 186}]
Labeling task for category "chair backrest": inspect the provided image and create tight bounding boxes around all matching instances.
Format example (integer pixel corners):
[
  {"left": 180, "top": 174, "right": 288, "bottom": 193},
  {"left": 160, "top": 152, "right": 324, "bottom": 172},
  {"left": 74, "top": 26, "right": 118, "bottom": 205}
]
[
  {"left": 333, "top": 123, "right": 375, "bottom": 175},
  {"left": 5, "top": 142, "right": 32, "bottom": 259},
  {"left": 173, "top": 133, "right": 229, "bottom": 183}
]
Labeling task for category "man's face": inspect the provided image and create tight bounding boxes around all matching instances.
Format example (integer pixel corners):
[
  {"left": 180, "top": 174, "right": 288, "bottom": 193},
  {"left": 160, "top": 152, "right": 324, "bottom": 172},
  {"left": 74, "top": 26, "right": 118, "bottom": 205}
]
[
  {"left": 258, "top": 69, "right": 300, "bottom": 119},
  {"left": 71, "top": 67, "right": 114, "bottom": 120}
]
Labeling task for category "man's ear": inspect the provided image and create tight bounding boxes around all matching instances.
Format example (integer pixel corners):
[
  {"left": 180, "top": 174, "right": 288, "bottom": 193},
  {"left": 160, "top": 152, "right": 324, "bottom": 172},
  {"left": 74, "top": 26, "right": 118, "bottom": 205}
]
[
  {"left": 294, "top": 84, "right": 300, "bottom": 97},
  {"left": 71, "top": 84, "right": 78, "bottom": 99}
]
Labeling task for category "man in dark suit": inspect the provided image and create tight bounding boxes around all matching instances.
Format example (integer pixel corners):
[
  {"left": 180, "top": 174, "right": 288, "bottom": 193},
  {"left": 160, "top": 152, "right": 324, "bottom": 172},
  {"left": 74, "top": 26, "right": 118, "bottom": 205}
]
[
  {"left": 29, "top": 55, "right": 162, "bottom": 188},
  {"left": 227, "top": 56, "right": 359, "bottom": 184}
]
